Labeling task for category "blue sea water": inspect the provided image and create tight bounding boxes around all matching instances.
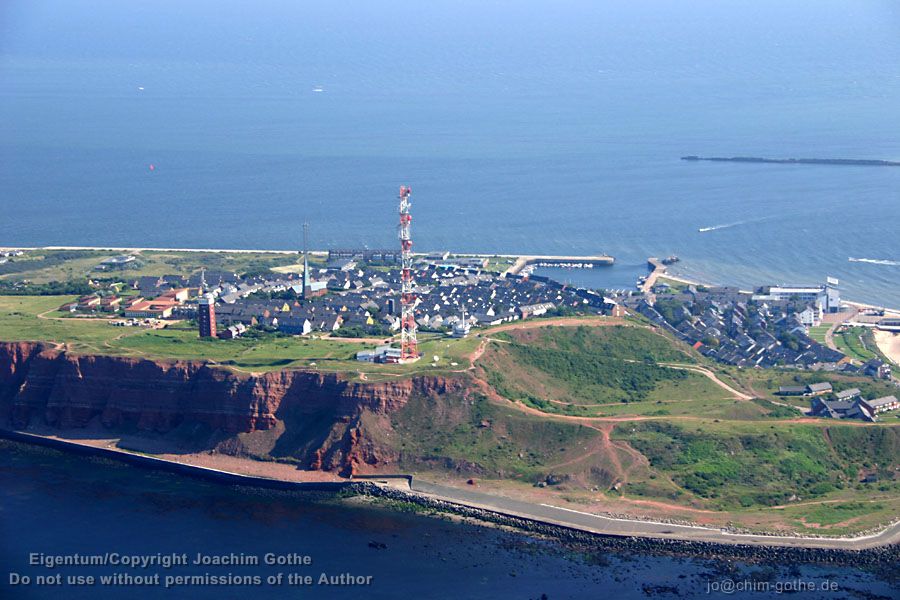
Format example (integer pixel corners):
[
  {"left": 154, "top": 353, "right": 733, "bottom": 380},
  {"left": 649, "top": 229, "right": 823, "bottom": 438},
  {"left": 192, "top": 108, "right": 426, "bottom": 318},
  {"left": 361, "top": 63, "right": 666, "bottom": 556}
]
[{"left": 1, "top": 0, "right": 899, "bottom": 305}]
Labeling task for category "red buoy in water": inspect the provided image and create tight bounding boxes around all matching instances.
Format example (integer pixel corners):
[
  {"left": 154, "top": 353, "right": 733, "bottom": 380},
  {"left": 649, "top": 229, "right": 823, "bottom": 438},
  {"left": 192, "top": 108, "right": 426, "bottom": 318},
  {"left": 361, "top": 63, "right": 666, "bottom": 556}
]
[{"left": 148, "top": 164, "right": 156, "bottom": 171}]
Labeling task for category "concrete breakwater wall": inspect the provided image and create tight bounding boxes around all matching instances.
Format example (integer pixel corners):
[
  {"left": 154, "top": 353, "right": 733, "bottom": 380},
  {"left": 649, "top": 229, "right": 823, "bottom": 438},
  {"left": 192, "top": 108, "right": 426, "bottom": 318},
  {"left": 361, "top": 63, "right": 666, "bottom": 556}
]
[{"left": 365, "top": 486, "right": 899, "bottom": 571}]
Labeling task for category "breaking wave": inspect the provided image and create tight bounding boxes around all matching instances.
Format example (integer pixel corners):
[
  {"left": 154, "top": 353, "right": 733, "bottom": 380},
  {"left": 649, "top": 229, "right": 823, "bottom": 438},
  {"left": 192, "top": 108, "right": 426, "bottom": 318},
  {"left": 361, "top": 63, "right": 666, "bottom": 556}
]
[
  {"left": 848, "top": 257, "right": 900, "bottom": 266},
  {"left": 698, "top": 222, "right": 741, "bottom": 233}
]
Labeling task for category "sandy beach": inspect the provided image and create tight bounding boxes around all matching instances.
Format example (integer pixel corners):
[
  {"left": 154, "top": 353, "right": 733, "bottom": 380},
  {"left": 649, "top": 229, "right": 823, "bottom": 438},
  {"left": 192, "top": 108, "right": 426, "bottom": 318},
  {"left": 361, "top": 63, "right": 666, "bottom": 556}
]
[{"left": 873, "top": 329, "right": 900, "bottom": 367}]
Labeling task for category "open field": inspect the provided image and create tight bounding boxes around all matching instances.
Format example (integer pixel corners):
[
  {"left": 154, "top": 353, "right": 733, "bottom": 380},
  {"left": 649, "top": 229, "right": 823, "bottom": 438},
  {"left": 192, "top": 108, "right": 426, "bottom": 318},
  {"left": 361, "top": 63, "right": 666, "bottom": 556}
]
[
  {"left": 0, "top": 295, "right": 144, "bottom": 355},
  {"left": 399, "top": 387, "right": 900, "bottom": 532},
  {"left": 833, "top": 326, "right": 879, "bottom": 362},
  {"left": 0, "top": 248, "right": 529, "bottom": 283},
  {"left": 472, "top": 323, "right": 777, "bottom": 419},
  {"left": 610, "top": 419, "right": 900, "bottom": 523},
  {"left": 0, "top": 295, "right": 480, "bottom": 376},
  {"left": 0, "top": 249, "right": 315, "bottom": 284},
  {"left": 807, "top": 324, "right": 831, "bottom": 345}
]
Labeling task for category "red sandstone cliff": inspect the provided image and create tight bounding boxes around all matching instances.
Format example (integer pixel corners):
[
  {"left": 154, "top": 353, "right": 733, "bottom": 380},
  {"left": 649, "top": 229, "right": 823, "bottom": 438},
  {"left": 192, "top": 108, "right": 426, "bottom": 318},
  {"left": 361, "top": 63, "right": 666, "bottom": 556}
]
[{"left": 0, "top": 342, "right": 465, "bottom": 474}]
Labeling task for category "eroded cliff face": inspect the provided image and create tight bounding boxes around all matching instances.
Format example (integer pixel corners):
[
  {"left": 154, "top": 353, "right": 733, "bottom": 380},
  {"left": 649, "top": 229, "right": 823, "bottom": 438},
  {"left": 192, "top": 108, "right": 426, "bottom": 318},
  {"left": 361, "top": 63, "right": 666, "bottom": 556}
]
[{"left": 0, "top": 342, "right": 466, "bottom": 474}]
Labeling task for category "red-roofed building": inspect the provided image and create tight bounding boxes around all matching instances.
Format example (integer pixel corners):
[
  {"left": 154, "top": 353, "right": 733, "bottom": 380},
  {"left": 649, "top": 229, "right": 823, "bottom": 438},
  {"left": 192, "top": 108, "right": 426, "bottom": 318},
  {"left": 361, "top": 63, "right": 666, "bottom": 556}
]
[{"left": 123, "top": 299, "right": 177, "bottom": 319}]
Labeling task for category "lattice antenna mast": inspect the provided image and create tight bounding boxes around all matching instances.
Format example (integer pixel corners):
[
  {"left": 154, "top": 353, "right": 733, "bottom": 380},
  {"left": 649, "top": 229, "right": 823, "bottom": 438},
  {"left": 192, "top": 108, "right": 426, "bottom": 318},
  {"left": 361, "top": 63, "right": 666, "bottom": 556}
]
[
  {"left": 302, "top": 222, "right": 310, "bottom": 299},
  {"left": 398, "top": 185, "right": 418, "bottom": 362}
]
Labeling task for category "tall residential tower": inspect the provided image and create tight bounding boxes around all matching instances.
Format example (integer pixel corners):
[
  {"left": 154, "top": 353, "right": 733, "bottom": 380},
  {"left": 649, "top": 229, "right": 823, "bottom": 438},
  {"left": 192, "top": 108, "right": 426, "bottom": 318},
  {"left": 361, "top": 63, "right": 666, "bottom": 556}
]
[{"left": 198, "top": 296, "right": 217, "bottom": 338}]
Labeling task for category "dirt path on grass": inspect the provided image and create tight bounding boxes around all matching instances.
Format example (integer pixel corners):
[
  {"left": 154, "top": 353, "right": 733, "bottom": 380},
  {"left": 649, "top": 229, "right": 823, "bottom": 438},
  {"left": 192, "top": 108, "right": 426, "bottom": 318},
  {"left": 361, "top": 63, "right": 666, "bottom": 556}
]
[
  {"left": 36, "top": 307, "right": 77, "bottom": 320},
  {"left": 486, "top": 384, "right": 879, "bottom": 428},
  {"left": 481, "top": 316, "right": 627, "bottom": 336},
  {"left": 467, "top": 338, "right": 491, "bottom": 366},
  {"left": 616, "top": 497, "right": 719, "bottom": 515},
  {"left": 823, "top": 307, "right": 856, "bottom": 351},
  {"left": 466, "top": 316, "right": 627, "bottom": 369},
  {"left": 767, "top": 498, "right": 890, "bottom": 510},
  {"left": 659, "top": 363, "right": 754, "bottom": 400},
  {"left": 544, "top": 424, "right": 612, "bottom": 471},
  {"left": 322, "top": 334, "right": 395, "bottom": 345}
]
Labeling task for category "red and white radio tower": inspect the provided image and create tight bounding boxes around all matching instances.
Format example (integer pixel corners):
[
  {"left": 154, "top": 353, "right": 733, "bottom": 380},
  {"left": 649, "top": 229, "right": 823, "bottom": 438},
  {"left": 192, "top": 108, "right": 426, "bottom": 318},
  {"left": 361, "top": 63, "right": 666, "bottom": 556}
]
[{"left": 398, "top": 185, "right": 419, "bottom": 362}]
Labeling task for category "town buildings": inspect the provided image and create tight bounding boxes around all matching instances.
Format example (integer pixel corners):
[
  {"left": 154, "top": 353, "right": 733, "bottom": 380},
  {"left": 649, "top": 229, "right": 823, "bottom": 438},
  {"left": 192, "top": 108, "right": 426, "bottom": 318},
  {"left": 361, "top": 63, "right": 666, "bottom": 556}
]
[
  {"left": 185, "top": 260, "right": 610, "bottom": 340},
  {"left": 811, "top": 391, "right": 899, "bottom": 422},
  {"left": 637, "top": 284, "right": 845, "bottom": 369},
  {"left": 751, "top": 277, "right": 841, "bottom": 314}
]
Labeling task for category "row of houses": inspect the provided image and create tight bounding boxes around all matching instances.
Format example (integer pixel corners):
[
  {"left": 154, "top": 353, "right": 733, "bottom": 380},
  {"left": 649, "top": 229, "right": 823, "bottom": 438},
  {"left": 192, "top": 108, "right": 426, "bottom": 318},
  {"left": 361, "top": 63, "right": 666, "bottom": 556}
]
[
  {"left": 637, "top": 286, "right": 845, "bottom": 369},
  {"left": 777, "top": 382, "right": 834, "bottom": 396},
  {"left": 811, "top": 390, "right": 899, "bottom": 422}
]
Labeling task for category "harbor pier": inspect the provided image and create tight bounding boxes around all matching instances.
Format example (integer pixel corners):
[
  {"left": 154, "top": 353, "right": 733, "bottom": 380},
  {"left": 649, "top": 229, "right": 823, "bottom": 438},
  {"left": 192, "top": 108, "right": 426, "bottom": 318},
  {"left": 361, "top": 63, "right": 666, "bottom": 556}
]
[{"left": 504, "top": 254, "right": 615, "bottom": 276}]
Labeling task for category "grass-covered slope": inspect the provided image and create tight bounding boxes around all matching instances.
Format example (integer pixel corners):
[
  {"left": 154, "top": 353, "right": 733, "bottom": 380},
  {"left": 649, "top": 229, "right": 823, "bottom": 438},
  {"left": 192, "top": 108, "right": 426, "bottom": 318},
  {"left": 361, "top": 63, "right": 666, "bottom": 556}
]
[
  {"left": 477, "top": 325, "right": 729, "bottom": 415},
  {"left": 613, "top": 421, "right": 900, "bottom": 509},
  {"left": 392, "top": 391, "right": 621, "bottom": 484}
]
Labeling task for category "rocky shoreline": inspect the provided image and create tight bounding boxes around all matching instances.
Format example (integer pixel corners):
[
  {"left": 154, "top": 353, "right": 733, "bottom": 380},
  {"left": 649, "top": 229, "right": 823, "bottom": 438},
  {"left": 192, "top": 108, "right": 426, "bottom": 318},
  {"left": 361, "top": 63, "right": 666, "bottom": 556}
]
[
  {"left": 357, "top": 484, "right": 899, "bottom": 572},
  {"left": 3, "top": 432, "right": 897, "bottom": 574}
]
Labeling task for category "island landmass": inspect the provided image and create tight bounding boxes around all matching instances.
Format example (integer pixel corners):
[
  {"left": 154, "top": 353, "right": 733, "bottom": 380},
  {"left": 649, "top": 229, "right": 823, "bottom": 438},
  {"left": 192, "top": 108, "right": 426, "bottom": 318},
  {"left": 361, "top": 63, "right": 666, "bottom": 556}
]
[{"left": 1, "top": 244, "right": 898, "bottom": 557}]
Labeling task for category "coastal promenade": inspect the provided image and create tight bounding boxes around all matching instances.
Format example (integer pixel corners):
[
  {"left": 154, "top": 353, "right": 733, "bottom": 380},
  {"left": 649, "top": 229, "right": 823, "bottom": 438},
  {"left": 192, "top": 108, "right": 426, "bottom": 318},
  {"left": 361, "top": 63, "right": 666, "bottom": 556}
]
[{"left": 4, "top": 429, "right": 898, "bottom": 551}]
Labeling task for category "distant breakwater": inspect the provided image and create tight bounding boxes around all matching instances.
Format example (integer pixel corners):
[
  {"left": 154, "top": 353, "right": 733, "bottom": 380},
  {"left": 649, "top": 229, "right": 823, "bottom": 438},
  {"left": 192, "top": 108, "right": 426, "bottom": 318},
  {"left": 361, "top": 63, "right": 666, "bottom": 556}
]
[{"left": 682, "top": 156, "right": 900, "bottom": 167}]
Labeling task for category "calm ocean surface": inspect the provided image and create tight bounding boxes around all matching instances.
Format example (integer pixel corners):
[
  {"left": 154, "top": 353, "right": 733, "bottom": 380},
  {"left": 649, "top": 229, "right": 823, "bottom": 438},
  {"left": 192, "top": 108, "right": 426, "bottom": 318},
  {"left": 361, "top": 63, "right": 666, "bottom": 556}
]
[
  {"left": 1, "top": 0, "right": 899, "bottom": 306},
  {"left": 1, "top": 441, "right": 896, "bottom": 599}
]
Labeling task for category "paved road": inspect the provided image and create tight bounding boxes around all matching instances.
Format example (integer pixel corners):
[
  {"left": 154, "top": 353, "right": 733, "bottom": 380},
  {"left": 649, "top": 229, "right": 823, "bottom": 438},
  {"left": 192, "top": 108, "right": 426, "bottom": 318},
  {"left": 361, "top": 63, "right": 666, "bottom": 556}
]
[
  {"left": 824, "top": 306, "right": 857, "bottom": 351},
  {"left": 411, "top": 480, "right": 900, "bottom": 550}
]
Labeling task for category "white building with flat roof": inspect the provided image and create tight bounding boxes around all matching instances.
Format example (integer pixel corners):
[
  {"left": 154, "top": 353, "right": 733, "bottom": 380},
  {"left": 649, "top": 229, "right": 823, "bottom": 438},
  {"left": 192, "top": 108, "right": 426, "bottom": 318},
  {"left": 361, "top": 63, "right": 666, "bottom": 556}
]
[{"left": 753, "top": 278, "right": 841, "bottom": 313}]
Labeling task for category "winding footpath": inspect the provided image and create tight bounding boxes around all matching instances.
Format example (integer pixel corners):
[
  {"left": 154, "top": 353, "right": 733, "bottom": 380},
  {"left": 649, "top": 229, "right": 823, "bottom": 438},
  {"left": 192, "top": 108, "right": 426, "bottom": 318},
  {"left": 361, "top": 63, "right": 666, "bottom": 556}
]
[{"left": 658, "top": 362, "right": 753, "bottom": 400}]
